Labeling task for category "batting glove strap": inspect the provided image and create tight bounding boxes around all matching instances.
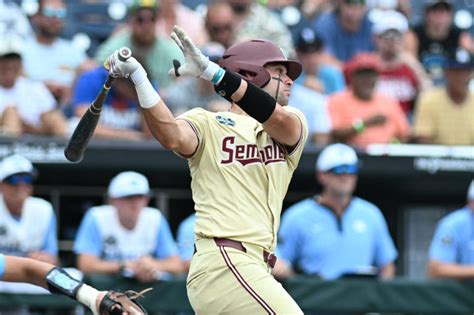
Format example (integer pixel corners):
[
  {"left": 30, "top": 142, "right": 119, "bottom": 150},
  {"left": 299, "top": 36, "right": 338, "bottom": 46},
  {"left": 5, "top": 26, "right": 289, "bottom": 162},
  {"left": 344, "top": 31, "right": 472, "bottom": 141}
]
[{"left": 200, "top": 61, "right": 223, "bottom": 83}]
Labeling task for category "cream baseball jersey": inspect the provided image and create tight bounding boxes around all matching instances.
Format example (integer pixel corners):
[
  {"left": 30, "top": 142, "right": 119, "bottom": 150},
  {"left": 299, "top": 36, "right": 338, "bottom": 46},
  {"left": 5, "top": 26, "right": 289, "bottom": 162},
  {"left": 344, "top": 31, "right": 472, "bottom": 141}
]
[{"left": 178, "top": 106, "right": 308, "bottom": 251}]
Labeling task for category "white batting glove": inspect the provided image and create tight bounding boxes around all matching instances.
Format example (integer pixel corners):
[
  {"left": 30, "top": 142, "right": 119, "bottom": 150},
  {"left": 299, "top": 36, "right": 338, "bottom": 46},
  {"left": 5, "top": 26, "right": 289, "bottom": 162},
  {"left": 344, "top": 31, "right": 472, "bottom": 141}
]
[
  {"left": 169, "top": 25, "right": 222, "bottom": 83},
  {"left": 105, "top": 49, "right": 148, "bottom": 86}
]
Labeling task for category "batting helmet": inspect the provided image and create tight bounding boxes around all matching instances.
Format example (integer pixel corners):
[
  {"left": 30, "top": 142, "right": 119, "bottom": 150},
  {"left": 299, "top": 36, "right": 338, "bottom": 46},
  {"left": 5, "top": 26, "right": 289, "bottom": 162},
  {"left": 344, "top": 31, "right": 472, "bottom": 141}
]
[{"left": 218, "top": 40, "right": 302, "bottom": 87}]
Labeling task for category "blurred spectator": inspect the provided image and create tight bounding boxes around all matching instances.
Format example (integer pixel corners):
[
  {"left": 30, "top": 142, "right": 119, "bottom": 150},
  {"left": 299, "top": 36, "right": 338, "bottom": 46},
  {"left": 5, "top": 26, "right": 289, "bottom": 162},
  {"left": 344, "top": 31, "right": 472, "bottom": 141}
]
[
  {"left": 406, "top": 0, "right": 474, "bottom": 85},
  {"left": 274, "top": 144, "right": 397, "bottom": 279},
  {"left": 312, "top": 0, "right": 375, "bottom": 63},
  {"left": 0, "top": 154, "right": 58, "bottom": 265},
  {"left": 155, "top": 0, "right": 207, "bottom": 47},
  {"left": 95, "top": 0, "right": 184, "bottom": 90},
  {"left": 413, "top": 48, "right": 474, "bottom": 145},
  {"left": 205, "top": 0, "right": 236, "bottom": 48},
  {"left": 294, "top": 27, "right": 345, "bottom": 95},
  {"left": 0, "top": 35, "right": 68, "bottom": 137},
  {"left": 22, "top": 0, "right": 92, "bottom": 106},
  {"left": 176, "top": 213, "right": 196, "bottom": 273},
  {"left": 70, "top": 65, "right": 151, "bottom": 140},
  {"left": 289, "top": 83, "right": 331, "bottom": 145},
  {"left": 0, "top": 0, "right": 33, "bottom": 39},
  {"left": 267, "top": 0, "right": 334, "bottom": 40},
  {"left": 428, "top": 180, "right": 474, "bottom": 279},
  {"left": 372, "top": 10, "right": 431, "bottom": 118},
  {"left": 366, "top": 0, "right": 412, "bottom": 17},
  {"left": 162, "top": 42, "right": 229, "bottom": 115},
  {"left": 74, "top": 171, "right": 181, "bottom": 282},
  {"left": 227, "top": 0, "right": 296, "bottom": 57},
  {"left": 328, "top": 53, "right": 410, "bottom": 147},
  {"left": 299, "top": 0, "right": 334, "bottom": 21}
]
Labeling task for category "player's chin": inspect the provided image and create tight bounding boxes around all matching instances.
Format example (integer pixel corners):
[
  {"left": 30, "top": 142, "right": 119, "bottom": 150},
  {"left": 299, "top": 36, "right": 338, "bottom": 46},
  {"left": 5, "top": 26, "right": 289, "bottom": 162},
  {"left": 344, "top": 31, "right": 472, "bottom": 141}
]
[{"left": 278, "top": 95, "right": 290, "bottom": 106}]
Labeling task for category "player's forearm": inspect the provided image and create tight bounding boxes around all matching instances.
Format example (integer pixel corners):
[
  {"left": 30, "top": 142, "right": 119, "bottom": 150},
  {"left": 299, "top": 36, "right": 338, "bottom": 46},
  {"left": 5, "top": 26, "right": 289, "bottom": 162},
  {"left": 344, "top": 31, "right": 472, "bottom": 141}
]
[
  {"left": 153, "top": 255, "right": 183, "bottom": 274},
  {"left": 27, "top": 251, "right": 59, "bottom": 265},
  {"left": 379, "top": 262, "right": 396, "bottom": 279},
  {"left": 331, "top": 127, "right": 358, "bottom": 142},
  {"left": 428, "top": 260, "right": 474, "bottom": 279},
  {"left": 272, "top": 259, "right": 294, "bottom": 279},
  {"left": 414, "top": 135, "right": 434, "bottom": 144},
  {"left": 77, "top": 255, "right": 121, "bottom": 275},
  {"left": 3, "top": 255, "right": 53, "bottom": 288}
]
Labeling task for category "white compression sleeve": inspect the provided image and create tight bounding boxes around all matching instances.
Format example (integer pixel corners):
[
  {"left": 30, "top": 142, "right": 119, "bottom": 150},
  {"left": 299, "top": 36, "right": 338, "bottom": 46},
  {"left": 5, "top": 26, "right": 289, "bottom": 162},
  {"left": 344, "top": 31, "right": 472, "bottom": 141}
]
[{"left": 130, "top": 66, "right": 161, "bottom": 109}]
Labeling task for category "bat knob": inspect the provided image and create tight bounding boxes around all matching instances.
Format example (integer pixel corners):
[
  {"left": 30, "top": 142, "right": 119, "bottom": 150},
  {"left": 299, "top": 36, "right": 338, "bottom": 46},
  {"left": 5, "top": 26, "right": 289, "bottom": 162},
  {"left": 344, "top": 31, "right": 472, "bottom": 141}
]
[{"left": 118, "top": 47, "right": 132, "bottom": 61}]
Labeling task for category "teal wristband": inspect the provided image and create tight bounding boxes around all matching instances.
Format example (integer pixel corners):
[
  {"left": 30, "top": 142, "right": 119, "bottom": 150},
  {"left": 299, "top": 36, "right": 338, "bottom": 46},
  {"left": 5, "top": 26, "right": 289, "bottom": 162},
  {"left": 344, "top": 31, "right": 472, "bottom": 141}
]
[{"left": 211, "top": 68, "right": 225, "bottom": 85}]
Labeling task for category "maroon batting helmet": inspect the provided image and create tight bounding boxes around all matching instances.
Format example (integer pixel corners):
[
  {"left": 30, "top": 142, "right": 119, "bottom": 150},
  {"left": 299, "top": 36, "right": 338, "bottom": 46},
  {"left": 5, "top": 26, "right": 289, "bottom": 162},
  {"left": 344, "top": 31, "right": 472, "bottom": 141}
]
[{"left": 218, "top": 39, "right": 302, "bottom": 87}]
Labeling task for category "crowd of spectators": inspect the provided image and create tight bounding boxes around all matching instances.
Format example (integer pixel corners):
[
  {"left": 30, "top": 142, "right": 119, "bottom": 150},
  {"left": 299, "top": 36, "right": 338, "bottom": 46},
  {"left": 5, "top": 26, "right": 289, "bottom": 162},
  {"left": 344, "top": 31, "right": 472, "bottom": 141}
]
[
  {"left": 0, "top": 0, "right": 473, "bottom": 146},
  {"left": 0, "top": 0, "right": 473, "bottom": 304}
]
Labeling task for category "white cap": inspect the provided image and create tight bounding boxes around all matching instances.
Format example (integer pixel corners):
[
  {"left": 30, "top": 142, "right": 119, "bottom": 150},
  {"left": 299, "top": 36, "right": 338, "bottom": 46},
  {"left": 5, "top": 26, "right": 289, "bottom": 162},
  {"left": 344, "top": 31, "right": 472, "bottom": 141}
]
[
  {"left": 316, "top": 143, "right": 358, "bottom": 171},
  {"left": 468, "top": 180, "right": 474, "bottom": 200},
  {"left": 0, "top": 154, "right": 34, "bottom": 181},
  {"left": 372, "top": 10, "right": 409, "bottom": 35},
  {"left": 0, "top": 34, "right": 24, "bottom": 57},
  {"left": 107, "top": 171, "right": 150, "bottom": 198}
]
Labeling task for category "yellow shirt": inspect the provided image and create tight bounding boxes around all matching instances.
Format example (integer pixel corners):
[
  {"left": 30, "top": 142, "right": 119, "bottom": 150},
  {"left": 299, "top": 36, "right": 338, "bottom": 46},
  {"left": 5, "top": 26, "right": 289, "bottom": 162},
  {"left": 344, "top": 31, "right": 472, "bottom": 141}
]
[
  {"left": 178, "top": 107, "right": 308, "bottom": 251},
  {"left": 414, "top": 88, "right": 474, "bottom": 145}
]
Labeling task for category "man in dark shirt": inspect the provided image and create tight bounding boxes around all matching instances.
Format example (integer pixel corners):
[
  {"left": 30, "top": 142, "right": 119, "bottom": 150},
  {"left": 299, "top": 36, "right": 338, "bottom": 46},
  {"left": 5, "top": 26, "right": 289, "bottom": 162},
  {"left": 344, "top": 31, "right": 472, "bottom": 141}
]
[{"left": 406, "top": 0, "right": 474, "bottom": 85}]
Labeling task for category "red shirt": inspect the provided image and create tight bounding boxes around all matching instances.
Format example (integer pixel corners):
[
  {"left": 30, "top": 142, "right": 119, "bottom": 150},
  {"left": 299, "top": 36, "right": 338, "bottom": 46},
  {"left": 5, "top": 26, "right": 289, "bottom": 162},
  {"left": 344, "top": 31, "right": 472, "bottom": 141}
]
[{"left": 377, "top": 64, "right": 419, "bottom": 115}]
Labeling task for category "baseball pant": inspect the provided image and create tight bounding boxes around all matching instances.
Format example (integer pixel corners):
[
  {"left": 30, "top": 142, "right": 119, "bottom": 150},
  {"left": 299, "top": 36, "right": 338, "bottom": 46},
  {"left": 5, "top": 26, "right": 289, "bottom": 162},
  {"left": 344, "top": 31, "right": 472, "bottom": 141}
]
[{"left": 187, "top": 238, "right": 303, "bottom": 315}]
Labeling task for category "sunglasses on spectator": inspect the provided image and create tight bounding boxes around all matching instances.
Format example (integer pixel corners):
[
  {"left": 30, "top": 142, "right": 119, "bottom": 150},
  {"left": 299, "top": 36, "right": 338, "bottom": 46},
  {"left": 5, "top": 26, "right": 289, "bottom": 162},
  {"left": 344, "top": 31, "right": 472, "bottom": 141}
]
[
  {"left": 328, "top": 164, "right": 358, "bottom": 175},
  {"left": 379, "top": 30, "right": 403, "bottom": 41},
  {"left": 133, "top": 14, "right": 157, "bottom": 24},
  {"left": 3, "top": 174, "right": 34, "bottom": 185},
  {"left": 42, "top": 7, "right": 67, "bottom": 19},
  {"left": 208, "top": 24, "right": 232, "bottom": 34}
]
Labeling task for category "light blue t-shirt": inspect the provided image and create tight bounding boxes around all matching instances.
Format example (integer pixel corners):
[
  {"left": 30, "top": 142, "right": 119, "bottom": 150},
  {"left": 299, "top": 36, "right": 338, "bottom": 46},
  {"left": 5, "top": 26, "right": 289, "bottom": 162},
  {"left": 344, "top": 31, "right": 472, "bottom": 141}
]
[
  {"left": 0, "top": 254, "right": 5, "bottom": 279},
  {"left": 429, "top": 207, "right": 474, "bottom": 264},
  {"left": 22, "top": 37, "right": 86, "bottom": 86},
  {"left": 74, "top": 206, "right": 178, "bottom": 261},
  {"left": 176, "top": 214, "right": 196, "bottom": 261},
  {"left": 289, "top": 84, "right": 331, "bottom": 136},
  {"left": 295, "top": 65, "right": 346, "bottom": 95},
  {"left": 312, "top": 12, "right": 375, "bottom": 62},
  {"left": 277, "top": 197, "right": 397, "bottom": 279}
]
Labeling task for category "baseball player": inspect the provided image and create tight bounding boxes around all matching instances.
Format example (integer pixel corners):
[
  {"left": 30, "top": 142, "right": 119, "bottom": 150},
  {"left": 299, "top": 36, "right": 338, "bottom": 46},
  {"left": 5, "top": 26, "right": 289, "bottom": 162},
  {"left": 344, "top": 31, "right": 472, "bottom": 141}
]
[
  {"left": 74, "top": 171, "right": 180, "bottom": 282},
  {"left": 0, "top": 253, "right": 148, "bottom": 314},
  {"left": 428, "top": 180, "right": 474, "bottom": 279},
  {"left": 0, "top": 154, "right": 58, "bottom": 264},
  {"left": 106, "top": 26, "right": 307, "bottom": 314}
]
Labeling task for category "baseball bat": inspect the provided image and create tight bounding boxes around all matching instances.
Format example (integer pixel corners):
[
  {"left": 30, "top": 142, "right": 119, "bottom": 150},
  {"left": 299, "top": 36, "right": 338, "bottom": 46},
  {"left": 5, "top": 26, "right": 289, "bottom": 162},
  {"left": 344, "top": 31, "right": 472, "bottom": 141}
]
[{"left": 64, "top": 47, "right": 132, "bottom": 162}]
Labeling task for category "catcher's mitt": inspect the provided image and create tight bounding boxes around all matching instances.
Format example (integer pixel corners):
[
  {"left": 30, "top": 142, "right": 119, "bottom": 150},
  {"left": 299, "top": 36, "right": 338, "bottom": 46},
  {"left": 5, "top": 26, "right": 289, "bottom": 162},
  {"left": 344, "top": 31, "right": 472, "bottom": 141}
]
[{"left": 99, "top": 288, "right": 152, "bottom": 315}]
